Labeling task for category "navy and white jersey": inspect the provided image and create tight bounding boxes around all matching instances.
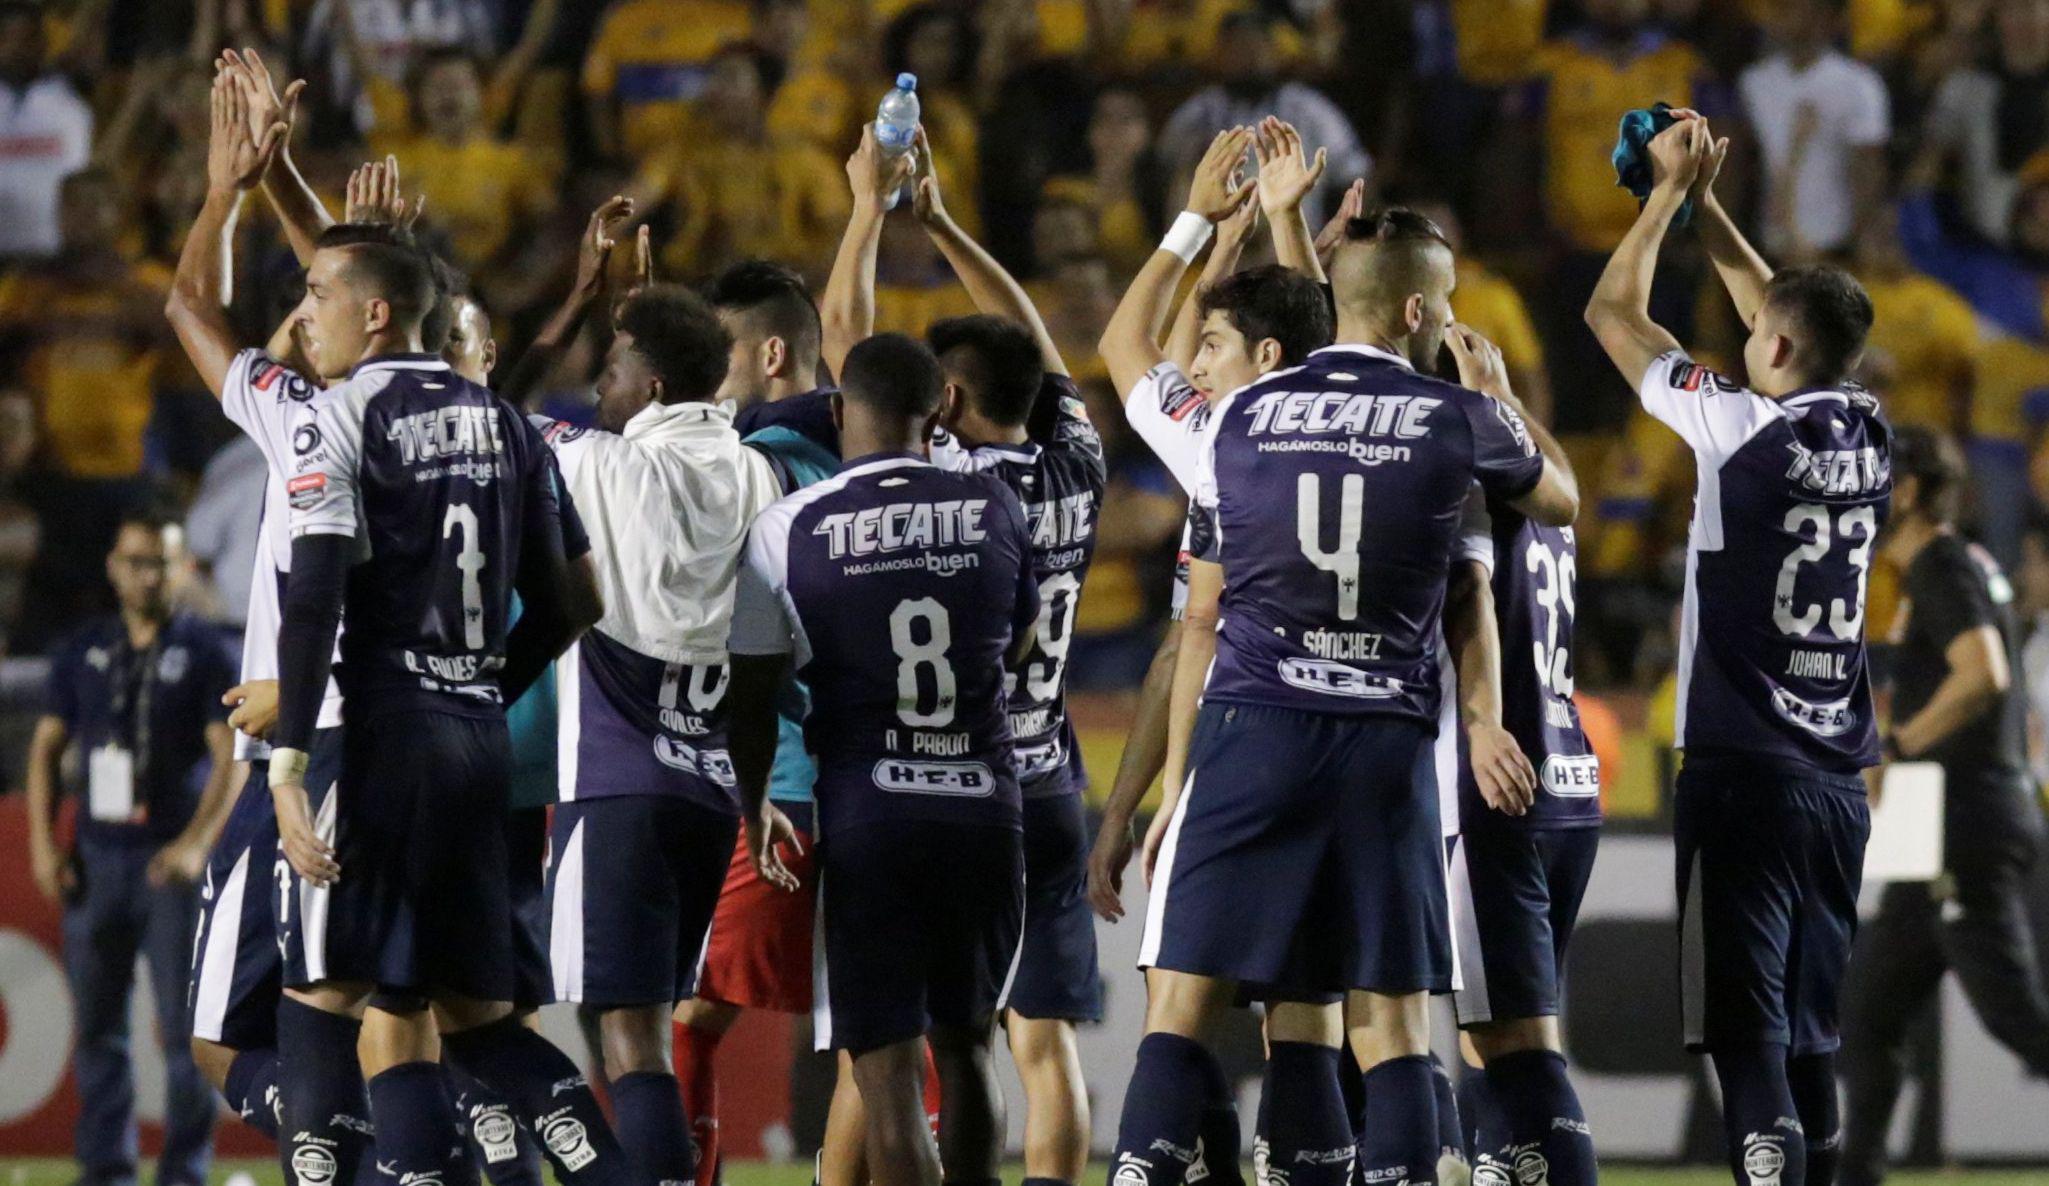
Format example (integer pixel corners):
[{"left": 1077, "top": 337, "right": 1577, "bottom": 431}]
[
  {"left": 557, "top": 633, "right": 736, "bottom": 810},
  {"left": 220, "top": 349, "right": 346, "bottom": 759},
  {"left": 1643, "top": 351, "right": 1892, "bottom": 772},
  {"left": 1188, "top": 344, "right": 1545, "bottom": 721},
  {"left": 1459, "top": 497, "right": 1601, "bottom": 828},
  {"left": 932, "top": 377, "right": 1106, "bottom": 796},
  {"left": 287, "top": 354, "right": 564, "bottom": 716},
  {"left": 1117, "top": 360, "right": 1213, "bottom": 617},
  {"left": 729, "top": 452, "right": 1039, "bottom": 837}
]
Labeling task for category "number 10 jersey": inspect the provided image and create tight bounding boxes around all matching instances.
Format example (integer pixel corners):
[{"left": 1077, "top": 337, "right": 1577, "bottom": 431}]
[
  {"left": 1642, "top": 351, "right": 1892, "bottom": 773},
  {"left": 729, "top": 452, "right": 1040, "bottom": 837}
]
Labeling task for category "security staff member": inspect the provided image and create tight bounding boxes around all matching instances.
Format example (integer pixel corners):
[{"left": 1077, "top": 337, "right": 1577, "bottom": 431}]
[
  {"left": 25, "top": 510, "right": 236, "bottom": 1186},
  {"left": 1840, "top": 426, "right": 2049, "bottom": 1186}
]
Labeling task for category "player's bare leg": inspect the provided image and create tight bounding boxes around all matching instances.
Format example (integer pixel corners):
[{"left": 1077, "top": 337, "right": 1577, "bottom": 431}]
[
  {"left": 849, "top": 1038, "right": 942, "bottom": 1186},
  {"left": 1257, "top": 1002, "right": 1351, "bottom": 1186},
  {"left": 1005, "top": 1011, "right": 1089, "bottom": 1184},
  {"left": 585, "top": 1002, "right": 695, "bottom": 1186},
  {"left": 819, "top": 1051, "right": 870, "bottom": 1186},
  {"left": 1347, "top": 989, "right": 1440, "bottom": 1186},
  {"left": 673, "top": 997, "right": 742, "bottom": 1183},
  {"left": 1106, "top": 970, "right": 1238, "bottom": 1185}
]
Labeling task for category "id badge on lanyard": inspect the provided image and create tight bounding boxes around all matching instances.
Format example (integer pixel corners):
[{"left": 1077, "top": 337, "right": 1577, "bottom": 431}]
[
  {"left": 87, "top": 743, "right": 138, "bottom": 822},
  {"left": 95, "top": 635, "right": 159, "bottom": 824}
]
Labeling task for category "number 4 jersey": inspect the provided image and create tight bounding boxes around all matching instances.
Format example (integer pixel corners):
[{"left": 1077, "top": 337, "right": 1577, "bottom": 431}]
[
  {"left": 1642, "top": 351, "right": 1892, "bottom": 772},
  {"left": 729, "top": 453, "right": 1040, "bottom": 837},
  {"left": 931, "top": 376, "right": 1106, "bottom": 796}
]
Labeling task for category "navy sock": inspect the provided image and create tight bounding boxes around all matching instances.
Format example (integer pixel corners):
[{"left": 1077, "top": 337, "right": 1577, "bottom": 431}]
[
  {"left": 368, "top": 1061, "right": 475, "bottom": 1186},
  {"left": 1109, "top": 1033, "right": 1213, "bottom": 1186},
  {"left": 277, "top": 999, "right": 373, "bottom": 1186},
  {"left": 442, "top": 1016, "right": 631, "bottom": 1186},
  {"left": 1356, "top": 1055, "right": 1440, "bottom": 1186},
  {"left": 1788, "top": 1053, "right": 1840, "bottom": 1186},
  {"left": 610, "top": 1071, "right": 694, "bottom": 1186},
  {"left": 447, "top": 1065, "right": 545, "bottom": 1186},
  {"left": 1430, "top": 1054, "right": 1468, "bottom": 1172},
  {"left": 1338, "top": 1051, "right": 1365, "bottom": 1140},
  {"left": 1460, "top": 1067, "right": 1500, "bottom": 1165},
  {"left": 1195, "top": 1040, "right": 1244, "bottom": 1186},
  {"left": 1259, "top": 1042, "right": 1354, "bottom": 1186},
  {"left": 1712, "top": 1046, "right": 1806, "bottom": 1186},
  {"left": 1476, "top": 1051, "right": 1595, "bottom": 1186},
  {"left": 225, "top": 1049, "right": 282, "bottom": 1139}
]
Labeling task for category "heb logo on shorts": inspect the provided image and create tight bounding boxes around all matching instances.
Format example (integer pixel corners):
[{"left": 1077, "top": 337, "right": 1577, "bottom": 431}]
[
  {"left": 1541, "top": 754, "right": 1601, "bottom": 797},
  {"left": 1277, "top": 657, "right": 1403, "bottom": 699},
  {"left": 872, "top": 758, "right": 996, "bottom": 797},
  {"left": 1767, "top": 683, "right": 1858, "bottom": 737}
]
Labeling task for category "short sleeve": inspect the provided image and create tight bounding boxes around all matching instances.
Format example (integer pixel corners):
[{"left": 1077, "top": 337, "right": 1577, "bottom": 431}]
[
  {"left": 221, "top": 349, "right": 321, "bottom": 464},
  {"left": 728, "top": 517, "right": 796, "bottom": 657},
  {"left": 285, "top": 392, "right": 365, "bottom": 540},
  {"left": 197, "top": 635, "right": 236, "bottom": 724},
  {"left": 1123, "top": 362, "right": 1213, "bottom": 493},
  {"left": 1463, "top": 394, "right": 1544, "bottom": 502},
  {"left": 1186, "top": 499, "right": 1219, "bottom": 565},
  {"left": 43, "top": 639, "right": 77, "bottom": 724},
  {"left": 1636, "top": 350, "right": 1783, "bottom": 468},
  {"left": 1844, "top": 66, "right": 1890, "bottom": 147},
  {"left": 1456, "top": 485, "right": 1496, "bottom": 573},
  {"left": 1909, "top": 551, "right": 1997, "bottom": 653},
  {"left": 1041, "top": 375, "right": 1107, "bottom": 484}
]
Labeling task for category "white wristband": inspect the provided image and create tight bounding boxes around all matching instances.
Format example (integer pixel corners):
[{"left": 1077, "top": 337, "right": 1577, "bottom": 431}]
[
  {"left": 269, "top": 747, "right": 310, "bottom": 789},
  {"left": 1160, "top": 211, "right": 1215, "bottom": 265}
]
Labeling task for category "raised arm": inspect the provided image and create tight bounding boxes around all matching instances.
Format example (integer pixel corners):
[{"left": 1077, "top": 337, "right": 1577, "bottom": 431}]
[
  {"left": 1688, "top": 120, "right": 1773, "bottom": 327},
  {"left": 1583, "top": 117, "right": 1701, "bottom": 391},
  {"left": 820, "top": 125, "right": 913, "bottom": 378},
  {"left": 1253, "top": 116, "right": 1328, "bottom": 284},
  {"left": 1165, "top": 195, "right": 1259, "bottom": 374},
  {"left": 221, "top": 49, "right": 325, "bottom": 267},
  {"left": 1098, "top": 126, "right": 1255, "bottom": 395},
  {"left": 1449, "top": 324, "right": 1579, "bottom": 527},
  {"left": 910, "top": 127, "right": 1067, "bottom": 376},
  {"left": 500, "top": 196, "right": 633, "bottom": 407},
  {"left": 165, "top": 70, "right": 287, "bottom": 397}
]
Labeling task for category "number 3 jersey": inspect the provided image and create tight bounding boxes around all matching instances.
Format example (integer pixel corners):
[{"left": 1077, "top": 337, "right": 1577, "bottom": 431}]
[
  {"left": 930, "top": 376, "right": 1106, "bottom": 796},
  {"left": 286, "top": 353, "right": 566, "bottom": 717},
  {"left": 1641, "top": 351, "right": 1892, "bottom": 772},
  {"left": 1188, "top": 344, "right": 1545, "bottom": 721},
  {"left": 729, "top": 453, "right": 1041, "bottom": 837}
]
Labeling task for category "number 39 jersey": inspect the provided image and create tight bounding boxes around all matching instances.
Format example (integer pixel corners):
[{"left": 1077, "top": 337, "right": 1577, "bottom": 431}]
[
  {"left": 1642, "top": 351, "right": 1892, "bottom": 772},
  {"left": 931, "top": 376, "right": 1105, "bottom": 796},
  {"left": 287, "top": 354, "right": 564, "bottom": 717},
  {"left": 1189, "top": 344, "right": 1545, "bottom": 722},
  {"left": 729, "top": 452, "right": 1040, "bottom": 837}
]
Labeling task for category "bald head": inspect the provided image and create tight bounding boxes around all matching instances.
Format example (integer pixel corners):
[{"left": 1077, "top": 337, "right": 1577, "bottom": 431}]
[{"left": 1328, "top": 207, "right": 1456, "bottom": 369}]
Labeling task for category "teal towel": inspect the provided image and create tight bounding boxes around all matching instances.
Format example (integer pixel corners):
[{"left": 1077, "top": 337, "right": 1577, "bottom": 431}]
[{"left": 1612, "top": 102, "right": 1695, "bottom": 227}]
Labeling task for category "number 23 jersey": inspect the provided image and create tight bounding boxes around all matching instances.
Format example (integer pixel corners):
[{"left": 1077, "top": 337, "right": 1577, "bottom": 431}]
[
  {"left": 729, "top": 453, "right": 1040, "bottom": 836},
  {"left": 1642, "top": 351, "right": 1892, "bottom": 772}
]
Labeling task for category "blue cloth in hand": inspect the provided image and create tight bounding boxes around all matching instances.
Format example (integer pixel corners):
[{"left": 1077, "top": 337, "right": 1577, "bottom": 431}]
[{"left": 1612, "top": 101, "right": 1694, "bottom": 227}]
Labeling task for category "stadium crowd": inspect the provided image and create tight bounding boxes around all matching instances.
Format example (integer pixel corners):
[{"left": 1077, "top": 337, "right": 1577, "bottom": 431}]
[{"left": 1, "top": 0, "right": 2048, "bottom": 692}]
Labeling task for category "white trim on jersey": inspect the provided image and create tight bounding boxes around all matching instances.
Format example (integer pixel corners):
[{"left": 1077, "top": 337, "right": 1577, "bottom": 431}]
[
  {"left": 1676, "top": 547, "right": 1703, "bottom": 750},
  {"left": 1308, "top": 342, "right": 1415, "bottom": 371},
  {"left": 191, "top": 845, "right": 252, "bottom": 1042},
  {"left": 811, "top": 869, "right": 833, "bottom": 1052},
  {"left": 1447, "top": 836, "right": 1490, "bottom": 1025},
  {"left": 1434, "top": 635, "right": 1461, "bottom": 840},
  {"left": 556, "top": 638, "right": 583, "bottom": 801},
  {"left": 1136, "top": 767, "right": 1198, "bottom": 969},
  {"left": 297, "top": 785, "right": 339, "bottom": 984},
  {"left": 550, "top": 816, "right": 587, "bottom": 1003}
]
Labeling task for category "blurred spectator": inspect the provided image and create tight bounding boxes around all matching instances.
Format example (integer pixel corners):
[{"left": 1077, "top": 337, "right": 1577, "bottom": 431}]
[
  {"left": 1069, "top": 85, "right": 1169, "bottom": 277},
  {"left": 883, "top": 4, "right": 980, "bottom": 227},
  {"left": 583, "top": 0, "right": 752, "bottom": 160},
  {"left": 873, "top": 212, "right": 978, "bottom": 338},
  {"left": 1415, "top": 198, "right": 1552, "bottom": 422},
  {"left": 636, "top": 41, "right": 847, "bottom": 281},
  {"left": 378, "top": 49, "right": 558, "bottom": 284},
  {"left": 1068, "top": 376, "right": 1182, "bottom": 690},
  {"left": 1850, "top": 204, "right": 1978, "bottom": 435},
  {"left": 179, "top": 434, "right": 262, "bottom": 630},
  {"left": 1738, "top": 0, "right": 1889, "bottom": 257},
  {"left": 0, "top": 389, "right": 40, "bottom": 647},
  {"left": 1923, "top": 0, "right": 2049, "bottom": 246},
  {"left": 0, "top": 2, "right": 93, "bottom": 260},
  {"left": 1098, "top": 0, "right": 1311, "bottom": 78},
  {"left": 1157, "top": 10, "right": 1368, "bottom": 224},
  {"left": 300, "top": 0, "right": 501, "bottom": 134}
]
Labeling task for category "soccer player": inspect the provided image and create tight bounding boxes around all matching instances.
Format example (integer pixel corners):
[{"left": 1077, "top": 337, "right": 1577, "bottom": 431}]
[
  {"left": 1840, "top": 427, "right": 2049, "bottom": 1186},
  {"left": 727, "top": 333, "right": 1038, "bottom": 1186},
  {"left": 536, "top": 277, "right": 783, "bottom": 1186},
  {"left": 1440, "top": 328, "right": 1601, "bottom": 1186},
  {"left": 1111, "top": 197, "right": 1577, "bottom": 1186},
  {"left": 1583, "top": 113, "right": 1890, "bottom": 1186}
]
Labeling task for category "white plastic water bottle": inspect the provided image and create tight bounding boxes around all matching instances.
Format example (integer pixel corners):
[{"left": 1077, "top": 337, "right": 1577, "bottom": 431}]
[{"left": 874, "top": 72, "right": 920, "bottom": 211}]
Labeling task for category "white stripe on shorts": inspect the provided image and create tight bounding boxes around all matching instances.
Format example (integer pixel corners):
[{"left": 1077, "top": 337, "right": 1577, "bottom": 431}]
[
  {"left": 811, "top": 868, "right": 833, "bottom": 1051},
  {"left": 298, "top": 782, "right": 339, "bottom": 984},
  {"left": 192, "top": 847, "right": 251, "bottom": 1042},
  {"left": 550, "top": 818, "right": 587, "bottom": 1003},
  {"left": 1448, "top": 836, "right": 1491, "bottom": 1025},
  {"left": 1136, "top": 768, "right": 1197, "bottom": 969},
  {"left": 1680, "top": 853, "right": 1707, "bottom": 1048}
]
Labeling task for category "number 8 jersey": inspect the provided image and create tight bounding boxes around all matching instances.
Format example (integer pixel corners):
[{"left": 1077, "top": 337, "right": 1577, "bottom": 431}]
[
  {"left": 729, "top": 452, "right": 1040, "bottom": 837},
  {"left": 1642, "top": 351, "right": 1892, "bottom": 772}
]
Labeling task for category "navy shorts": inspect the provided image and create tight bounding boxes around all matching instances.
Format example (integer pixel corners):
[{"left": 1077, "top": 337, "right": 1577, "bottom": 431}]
[
  {"left": 190, "top": 731, "right": 341, "bottom": 1048},
  {"left": 284, "top": 711, "right": 517, "bottom": 1000},
  {"left": 815, "top": 821, "right": 1024, "bottom": 1055},
  {"left": 507, "top": 806, "right": 549, "bottom": 1011},
  {"left": 1449, "top": 821, "right": 1599, "bottom": 1027},
  {"left": 1675, "top": 757, "right": 1870, "bottom": 1054},
  {"left": 547, "top": 795, "right": 739, "bottom": 1007},
  {"left": 1141, "top": 703, "right": 1449, "bottom": 996},
  {"left": 1004, "top": 791, "right": 1102, "bottom": 1022}
]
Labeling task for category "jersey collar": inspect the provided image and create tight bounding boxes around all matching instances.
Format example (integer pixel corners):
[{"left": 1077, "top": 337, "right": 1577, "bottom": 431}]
[
  {"left": 348, "top": 352, "right": 451, "bottom": 379},
  {"left": 837, "top": 451, "right": 929, "bottom": 478},
  {"left": 1310, "top": 343, "right": 1415, "bottom": 371}
]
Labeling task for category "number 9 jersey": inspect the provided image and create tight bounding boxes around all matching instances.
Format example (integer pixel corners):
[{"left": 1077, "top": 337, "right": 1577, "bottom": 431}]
[{"left": 1642, "top": 351, "right": 1892, "bottom": 772}]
